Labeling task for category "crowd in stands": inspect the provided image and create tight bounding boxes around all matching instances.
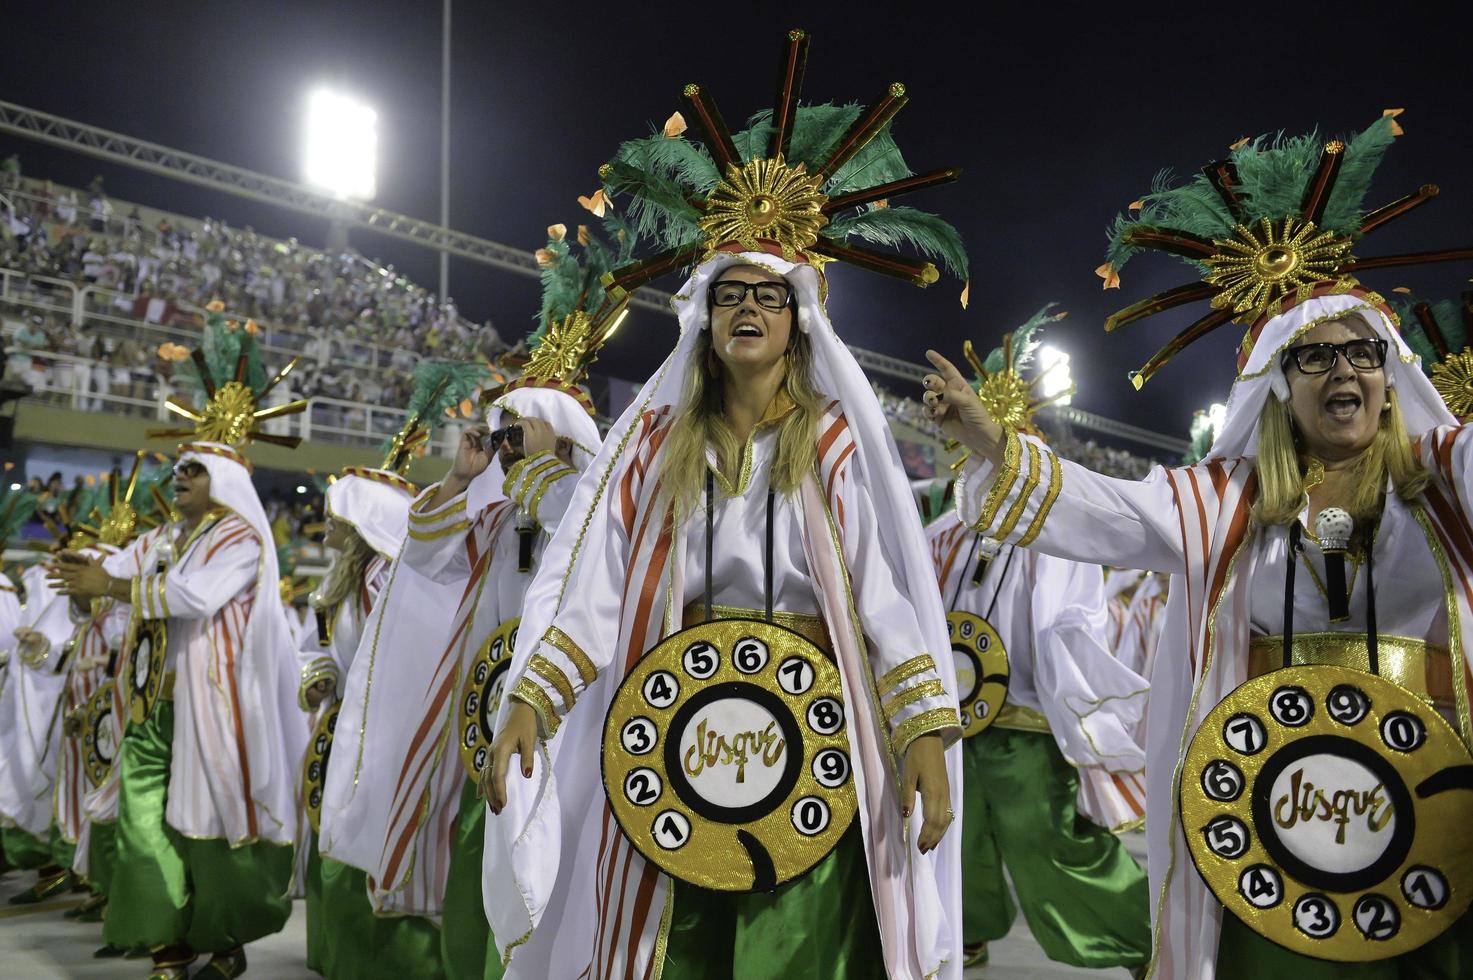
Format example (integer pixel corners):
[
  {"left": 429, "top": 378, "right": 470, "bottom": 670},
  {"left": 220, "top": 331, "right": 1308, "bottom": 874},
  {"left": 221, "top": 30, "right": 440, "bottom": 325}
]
[{"left": 0, "top": 157, "right": 514, "bottom": 404}]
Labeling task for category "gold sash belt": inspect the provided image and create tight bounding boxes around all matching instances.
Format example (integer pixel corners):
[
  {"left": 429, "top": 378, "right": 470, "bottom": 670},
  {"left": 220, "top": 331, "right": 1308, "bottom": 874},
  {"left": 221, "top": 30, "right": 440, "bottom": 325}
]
[
  {"left": 159, "top": 670, "right": 176, "bottom": 702},
  {"left": 1247, "top": 633, "right": 1452, "bottom": 709},
  {"left": 682, "top": 603, "right": 832, "bottom": 656}
]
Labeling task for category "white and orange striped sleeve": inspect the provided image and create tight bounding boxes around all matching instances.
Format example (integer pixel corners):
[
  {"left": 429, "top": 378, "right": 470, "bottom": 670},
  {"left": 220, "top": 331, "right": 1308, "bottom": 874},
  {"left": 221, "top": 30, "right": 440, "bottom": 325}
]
[
  {"left": 954, "top": 435, "right": 1182, "bottom": 573},
  {"left": 135, "top": 517, "right": 260, "bottom": 621},
  {"left": 830, "top": 449, "right": 962, "bottom": 755}
]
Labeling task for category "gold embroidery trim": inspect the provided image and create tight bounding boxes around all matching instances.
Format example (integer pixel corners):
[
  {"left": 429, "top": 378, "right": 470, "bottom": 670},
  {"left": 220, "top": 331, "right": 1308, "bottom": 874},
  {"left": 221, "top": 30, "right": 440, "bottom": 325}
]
[
  {"left": 876, "top": 655, "right": 937, "bottom": 696},
  {"left": 996, "top": 440, "right": 1041, "bottom": 542},
  {"left": 528, "top": 466, "right": 577, "bottom": 524},
  {"left": 1247, "top": 632, "right": 1452, "bottom": 707},
  {"left": 407, "top": 519, "right": 471, "bottom": 542},
  {"left": 500, "top": 453, "right": 548, "bottom": 500},
  {"left": 298, "top": 660, "right": 339, "bottom": 711},
  {"left": 410, "top": 490, "right": 465, "bottom": 522},
  {"left": 511, "top": 677, "right": 559, "bottom": 738},
  {"left": 543, "top": 626, "right": 597, "bottom": 686},
  {"left": 994, "top": 703, "right": 1051, "bottom": 733},
  {"left": 884, "top": 679, "right": 946, "bottom": 717},
  {"left": 1412, "top": 505, "right": 1471, "bottom": 744},
  {"left": 529, "top": 654, "right": 577, "bottom": 711},
  {"left": 891, "top": 706, "right": 960, "bottom": 755},
  {"left": 1019, "top": 448, "right": 1063, "bottom": 547},
  {"left": 974, "top": 428, "right": 1022, "bottom": 532},
  {"left": 513, "top": 456, "right": 563, "bottom": 508},
  {"left": 130, "top": 575, "right": 142, "bottom": 617},
  {"left": 154, "top": 575, "right": 171, "bottom": 619}
]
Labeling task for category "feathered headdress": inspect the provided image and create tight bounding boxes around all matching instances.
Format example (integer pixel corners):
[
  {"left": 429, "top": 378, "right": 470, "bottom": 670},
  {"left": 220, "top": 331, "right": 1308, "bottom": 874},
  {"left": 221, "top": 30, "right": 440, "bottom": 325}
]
[
  {"left": 66, "top": 451, "right": 175, "bottom": 548},
  {"left": 596, "top": 29, "right": 967, "bottom": 298},
  {"left": 490, "top": 222, "right": 634, "bottom": 417},
  {"left": 0, "top": 486, "right": 39, "bottom": 549},
  {"left": 962, "top": 305, "right": 1072, "bottom": 437},
  {"left": 150, "top": 303, "right": 306, "bottom": 449},
  {"left": 1101, "top": 113, "right": 1473, "bottom": 387},
  {"left": 363, "top": 359, "right": 489, "bottom": 487},
  {"left": 1394, "top": 291, "right": 1473, "bottom": 419}
]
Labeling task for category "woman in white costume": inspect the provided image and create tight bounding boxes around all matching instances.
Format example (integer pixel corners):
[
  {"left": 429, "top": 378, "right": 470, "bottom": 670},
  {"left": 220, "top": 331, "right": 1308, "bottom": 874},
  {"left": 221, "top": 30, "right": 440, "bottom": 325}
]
[{"left": 924, "top": 116, "right": 1473, "bottom": 978}]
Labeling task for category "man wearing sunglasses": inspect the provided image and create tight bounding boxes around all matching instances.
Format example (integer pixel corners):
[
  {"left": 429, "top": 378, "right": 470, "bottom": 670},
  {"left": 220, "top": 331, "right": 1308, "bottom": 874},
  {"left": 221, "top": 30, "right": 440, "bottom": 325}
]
[
  {"left": 49, "top": 444, "right": 302, "bottom": 978},
  {"left": 318, "top": 382, "right": 600, "bottom": 980}
]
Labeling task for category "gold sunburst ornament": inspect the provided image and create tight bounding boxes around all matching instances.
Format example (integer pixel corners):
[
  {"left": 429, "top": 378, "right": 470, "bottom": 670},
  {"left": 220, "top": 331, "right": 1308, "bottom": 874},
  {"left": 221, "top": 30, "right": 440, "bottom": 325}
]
[
  {"left": 1204, "top": 216, "right": 1355, "bottom": 323},
  {"left": 149, "top": 328, "right": 305, "bottom": 451},
  {"left": 699, "top": 153, "right": 829, "bottom": 260},
  {"left": 1429, "top": 350, "right": 1473, "bottom": 419}
]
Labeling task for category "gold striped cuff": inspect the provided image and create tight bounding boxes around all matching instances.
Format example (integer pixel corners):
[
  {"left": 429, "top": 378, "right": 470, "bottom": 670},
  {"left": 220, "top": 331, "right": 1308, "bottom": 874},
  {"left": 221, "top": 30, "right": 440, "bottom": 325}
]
[
  {"left": 515, "top": 457, "right": 564, "bottom": 509},
  {"left": 529, "top": 466, "right": 577, "bottom": 524},
  {"left": 153, "top": 575, "right": 171, "bottom": 619},
  {"left": 529, "top": 654, "right": 577, "bottom": 711},
  {"left": 973, "top": 428, "right": 1022, "bottom": 533},
  {"left": 1019, "top": 448, "right": 1063, "bottom": 547},
  {"left": 410, "top": 488, "right": 466, "bottom": 523},
  {"left": 883, "top": 680, "right": 947, "bottom": 718},
  {"left": 544, "top": 626, "right": 597, "bottom": 686},
  {"left": 130, "top": 575, "right": 142, "bottom": 616},
  {"left": 298, "top": 659, "right": 340, "bottom": 711},
  {"left": 877, "top": 655, "right": 937, "bottom": 696},
  {"left": 512, "top": 677, "right": 560, "bottom": 739},
  {"left": 502, "top": 452, "right": 557, "bottom": 503},
  {"left": 891, "top": 707, "right": 961, "bottom": 757},
  {"left": 996, "top": 440, "right": 1042, "bottom": 541},
  {"left": 408, "top": 519, "right": 471, "bottom": 542}
]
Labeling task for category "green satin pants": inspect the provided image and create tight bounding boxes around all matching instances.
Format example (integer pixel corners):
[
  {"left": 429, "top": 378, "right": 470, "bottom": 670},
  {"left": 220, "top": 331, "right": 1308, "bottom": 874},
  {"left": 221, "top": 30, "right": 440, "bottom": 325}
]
[
  {"left": 305, "top": 836, "right": 326, "bottom": 973},
  {"left": 47, "top": 822, "right": 76, "bottom": 870},
  {"left": 0, "top": 826, "right": 51, "bottom": 870},
  {"left": 662, "top": 824, "right": 886, "bottom": 979},
  {"left": 102, "top": 699, "right": 292, "bottom": 953},
  {"left": 961, "top": 727, "right": 1150, "bottom": 968},
  {"left": 317, "top": 853, "right": 442, "bottom": 979},
  {"left": 443, "top": 778, "right": 500, "bottom": 980},
  {"left": 1218, "top": 909, "right": 1473, "bottom": 978},
  {"left": 87, "top": 820, "right": 117, "bottom": 896}
]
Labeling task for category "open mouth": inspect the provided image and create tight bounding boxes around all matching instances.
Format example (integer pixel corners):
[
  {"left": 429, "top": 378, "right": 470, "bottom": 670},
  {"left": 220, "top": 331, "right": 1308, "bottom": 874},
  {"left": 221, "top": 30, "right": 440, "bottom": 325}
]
[
  {"left": 731, "top": 323, "right": 763, "bottom": 338},
  {"left": 1324, "top": 391, "right": 1362, "bottom": 420}
]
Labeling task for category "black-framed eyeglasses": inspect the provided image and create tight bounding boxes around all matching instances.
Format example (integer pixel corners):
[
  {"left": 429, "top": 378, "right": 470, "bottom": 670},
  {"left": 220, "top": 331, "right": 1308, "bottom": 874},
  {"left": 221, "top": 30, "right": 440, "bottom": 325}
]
[
  {"left": 1280, "top": 339, "right": 1388, "bottom": 376},
  {"left": 708, "top": 280, "right": 793, "bottom": 311},
  {"left": 483, "top": 424, "right": 523, "bottom": 453}
]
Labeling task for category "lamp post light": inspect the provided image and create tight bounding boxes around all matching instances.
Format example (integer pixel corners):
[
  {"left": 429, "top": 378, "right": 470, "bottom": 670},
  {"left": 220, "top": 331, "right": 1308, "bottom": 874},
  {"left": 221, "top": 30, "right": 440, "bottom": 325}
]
[{"left": 1037, "top": 344, "right": 1074, "bottom": 407}]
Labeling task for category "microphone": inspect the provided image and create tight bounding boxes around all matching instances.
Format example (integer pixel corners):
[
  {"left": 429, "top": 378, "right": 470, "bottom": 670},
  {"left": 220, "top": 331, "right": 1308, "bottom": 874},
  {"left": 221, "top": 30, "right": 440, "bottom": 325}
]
[
  {"left": 517, "top": 514, "right": 538, "bottom": 573},
  {"left": 971, "top": 536, "right": 1002, "bottom": 585},
  {"left": 1314, "top": 507, "right": 1353, "bottom": 623}
]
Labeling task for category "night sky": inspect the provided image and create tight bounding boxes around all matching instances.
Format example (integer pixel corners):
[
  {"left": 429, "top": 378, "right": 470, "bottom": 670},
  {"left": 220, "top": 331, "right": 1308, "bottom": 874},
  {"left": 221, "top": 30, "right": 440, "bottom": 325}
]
[{"left": 3, "top": 1, "right": 1470, "bottom": 443}]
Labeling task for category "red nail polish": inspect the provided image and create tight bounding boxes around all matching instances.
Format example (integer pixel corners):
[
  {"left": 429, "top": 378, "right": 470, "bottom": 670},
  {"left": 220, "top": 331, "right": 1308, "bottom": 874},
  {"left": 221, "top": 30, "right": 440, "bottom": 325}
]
[{"left": 523, "top": 767, "right": 532, "bottom": 777}]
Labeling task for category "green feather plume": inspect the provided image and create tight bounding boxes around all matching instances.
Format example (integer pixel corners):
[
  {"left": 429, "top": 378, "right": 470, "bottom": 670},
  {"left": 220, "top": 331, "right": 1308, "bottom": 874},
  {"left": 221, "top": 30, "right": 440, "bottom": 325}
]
[
  {"left": 404, "top": 361, "right": 487, "bottom": 428},
  {"left": 822, "top": 206, "right": 968, "bottom": 279},
  {"left": 0, "top": 488, "right": 39, "bottom": 545},
  {"left": 1106, "top": 116, "right": 1398, "bottom": 274},
  {"left": 980, "top": 304, "right": 1059, "bottom": 375},
  {"left": 1392, "top": 296, "right": 1469, "bottom": 373},
  {"left": 176, "top": 310, "right": 270, "bottom": 400},
  {"left": 1182, "top": 412, "right": 1216, "bottom": 466},
  {"left": 536, "top": 221, "right": 629, "bottom": 337}
]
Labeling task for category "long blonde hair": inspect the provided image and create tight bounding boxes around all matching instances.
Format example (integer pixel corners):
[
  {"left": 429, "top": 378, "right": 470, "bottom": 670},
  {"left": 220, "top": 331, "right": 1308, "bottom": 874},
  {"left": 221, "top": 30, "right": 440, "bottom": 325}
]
[
  {"left": 1252, "top": 385, "right": 1430, "bottom": 525},
  {"left": 659, "top": 326, "right": 822, "bottom": 513},
  {"left": 315, "top": 525, "right": 377, "bottom": 613}
]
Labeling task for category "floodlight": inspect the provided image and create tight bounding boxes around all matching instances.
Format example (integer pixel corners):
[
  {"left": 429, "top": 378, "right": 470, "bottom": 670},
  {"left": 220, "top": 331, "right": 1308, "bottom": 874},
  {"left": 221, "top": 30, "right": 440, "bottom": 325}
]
[
  {"left": 304, "top": 89, "right": 378, "bottom": 200},
  {"left": 1037, "top": 345, "right": 1074, "bottom": 406},
  {"left": 1206, "top": 402, "right": 1227, "bottom": 435}
]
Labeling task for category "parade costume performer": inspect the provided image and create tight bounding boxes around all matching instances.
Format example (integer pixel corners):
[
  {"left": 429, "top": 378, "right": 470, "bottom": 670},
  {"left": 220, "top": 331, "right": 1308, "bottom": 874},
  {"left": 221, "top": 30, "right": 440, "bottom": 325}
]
[
  {"left": 485, "top": 30, "right": 967, "bottom": 979},
  {"left": 52, "top": 311, "right": 309, "bottom": 980},
  {"left": 54, "top": 457, "right": 173, "bottom": 925},
  {"left": 924, "top": 115, "right": 1473, "bottom": 978},
  {"left": 299, "top": 363, "right": 477, "bottom": 980},
  {"left": 323, "top": 223, "right": 621, "bottom": 980},
  {"left": 1396, "top": 292, "right": 1473, "bottom": 424},
  {"left": 0, "top": 549, "right": 78, "bottom": 897},
  {"left": 0, "top": 487, "right": 39, "bottom": 877},
  {"left": 925, "top": 310, "right": 1150, "bottom": 972}
]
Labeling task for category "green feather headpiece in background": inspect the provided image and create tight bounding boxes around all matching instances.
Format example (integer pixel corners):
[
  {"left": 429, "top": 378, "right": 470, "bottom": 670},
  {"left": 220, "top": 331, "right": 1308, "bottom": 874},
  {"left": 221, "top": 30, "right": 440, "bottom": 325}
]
[
  {"left": 1393, "top": 291, "right": 1473, "bottom": 419},
  {"left": 379, "top": 359, "right": 490, "bottom": 473}
]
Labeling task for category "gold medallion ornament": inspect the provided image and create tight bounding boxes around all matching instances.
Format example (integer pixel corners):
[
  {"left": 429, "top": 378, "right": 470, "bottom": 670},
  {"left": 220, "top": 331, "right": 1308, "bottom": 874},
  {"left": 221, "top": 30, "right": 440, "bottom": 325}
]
[
  {"left": 1203, "top": 217, "right": 1355, "bottom": 321},
  {"left": 81, "top": 680, "right": 118, "bottom": 789},
  {"left": 302, "top": 703, "right": 340, "bottom": 834},
  {"left": 699, "top": 153, "right": 829, "bottom": 261},
  {"left": 946, "top": 611, "right": 1009, "bottom": 738},
  {"left": 457, "top": 618, "right": 519, "bottom": 778},
  {"left": 1180, "top": 666, "right": 1473, "bottom": 960},
  {"left": 601, "top": 618, "right": 857, "bottom": 892},
  {"left": 126, "top": 619, "right": 168, "bottom": 725},
  {"left": 1428, "top": 351, "right": 1473, "bottom": 420}
]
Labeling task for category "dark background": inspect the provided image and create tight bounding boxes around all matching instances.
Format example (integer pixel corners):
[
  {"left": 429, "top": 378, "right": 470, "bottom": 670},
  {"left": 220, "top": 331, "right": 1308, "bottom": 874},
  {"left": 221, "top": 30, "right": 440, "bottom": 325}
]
[{"left": 3, "top": 0, "right": 1470, "bottom": 440}]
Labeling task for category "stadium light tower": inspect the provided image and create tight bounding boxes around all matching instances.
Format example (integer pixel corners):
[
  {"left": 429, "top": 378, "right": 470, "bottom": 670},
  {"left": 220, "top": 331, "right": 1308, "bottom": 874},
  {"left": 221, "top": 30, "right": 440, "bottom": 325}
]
[
  {"left": 303, "top": 88, "right": 377, "bottom": 200},
  {"left": 1037, "top": 345, "right": 1074, "bottom": 407}
]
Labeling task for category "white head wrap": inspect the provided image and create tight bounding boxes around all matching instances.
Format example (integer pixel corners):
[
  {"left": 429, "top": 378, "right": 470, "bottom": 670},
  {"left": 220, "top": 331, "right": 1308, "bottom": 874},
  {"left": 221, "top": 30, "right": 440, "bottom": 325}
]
[
  {"left": 326, "top": 473, "right": 412, "bottom": 560},
  {"left": 1206, "top": 288, "right": 1455, "bottom": 460},
  {"left": 464, "top": 385, "right": 603, "bottom": 513}
]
